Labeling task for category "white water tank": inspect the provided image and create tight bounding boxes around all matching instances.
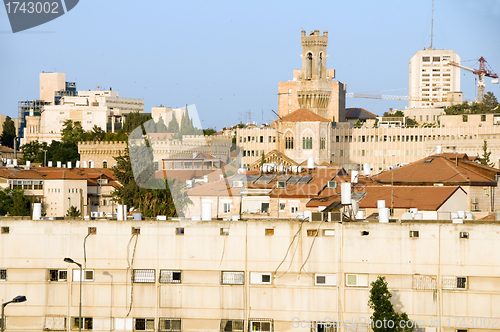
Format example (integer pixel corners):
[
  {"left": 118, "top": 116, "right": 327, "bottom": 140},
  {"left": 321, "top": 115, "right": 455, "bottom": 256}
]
[
  {"left": 133, "top": 213, "right": 142, "bottom": 221},
  {"left": 13, "top": 159, "right": 17, "bottom": 166},
  {"left": 436, "top": 145, "right": 442, "bottom": 154},
  {"left": 363, "top": 163, "right": 371, "bottom": 176},
  {"left": 351, "top": 171, "right": 359, "bottom": 183},
  {"left": 57, "top": 161, "right": 61, "bottom": 168},
  {"left": 377, "top": 200, "right": 386, "bottom": 209},
  {"left": 67, "top": 161, "right": 72, "bottom": 169},
  {"left": 202, "top": 202, "right": 212, "bottom": 220},
  {"left": 379, "top": 207, "right": 389, "bottom": 223},
  {"left": 307, "top": 157, "right": 314, "bottom": 168},
  {"left": 83, "top": 161, "right": 88, "bottom": 168},
  {"left": 76, "top": 160, "right": 80, "bottom": 168},
  {"left": 356, "top": 210, "right": 365, "bottom": 220},
  {"left": 341, "top": 182, "right": 351, "bottom": 205},
  {"left": 352, "top": 199, "right": 359, "bottom": 214},
  {"left": 26, "top": 161, "right": 31, "bottom": 168},
  {"left": 48, "top": 161, "right": 53, "bottom": 167},
  {"left": 33, "top": 203, "right": 42, "bottom": 220}
]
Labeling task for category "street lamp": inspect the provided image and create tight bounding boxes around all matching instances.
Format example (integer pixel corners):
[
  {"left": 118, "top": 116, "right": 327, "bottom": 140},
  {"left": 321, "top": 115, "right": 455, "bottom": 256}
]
[
  {"left": 64, "top": 258, "right": 82, "bottom": 332},
  {"left": 1, "top": 295, "right": 27, "bottom": 332}
]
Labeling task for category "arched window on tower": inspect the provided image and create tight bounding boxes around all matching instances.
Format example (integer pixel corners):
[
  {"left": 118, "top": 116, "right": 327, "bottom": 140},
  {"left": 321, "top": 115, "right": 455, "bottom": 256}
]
[
  {"left": 285, "top": 132, "right": 294, "bottom": 149},
  {"left": 102, "top": 160, "right": 108, "bottom": 168},
  {"left": 319, "top": 53, "right": 323, "bottom": 78},
  {"left": 307, "top": 53, "right": 313, "bottom": 79}
]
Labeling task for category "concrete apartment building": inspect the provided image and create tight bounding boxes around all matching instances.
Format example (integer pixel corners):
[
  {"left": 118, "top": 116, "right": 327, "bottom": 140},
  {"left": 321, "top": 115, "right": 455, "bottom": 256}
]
[
  {"left": 0, "top": 166, "right": 117, "bottom": 217},
  {"left": 0, "top": 218, "right": 500, "bottom": 332},
  {"left": 21, "top": 73, "right": 144, "bottom": 145},
  {"left": 408, "top": 50, "right": 461, "bottom": 108}
]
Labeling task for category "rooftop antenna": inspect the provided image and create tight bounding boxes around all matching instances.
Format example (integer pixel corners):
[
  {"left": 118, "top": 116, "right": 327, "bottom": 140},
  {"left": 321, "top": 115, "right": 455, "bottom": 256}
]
[{"left": 430, "top": 0, "right": 434, "bottom": 49}]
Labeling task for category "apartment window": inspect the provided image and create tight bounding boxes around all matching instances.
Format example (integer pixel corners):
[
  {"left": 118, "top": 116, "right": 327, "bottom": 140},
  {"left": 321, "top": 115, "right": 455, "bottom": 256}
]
[
  {"left": 471, "top": 198, "right": 479, "bottom": 212},
  {"left": 285, "top": 137, "right": 294, "bottom": 149},
  {"left": 442, "top": 276, "right": 467, "bottom": 289},
  {"left": 133, "top": 269, "right": 155, "bottom": 283},
  {"left": 44, "top": 316, "right": 67, "bottom": 331},
  {"left": 220, "top": 319, "right": 244, "bottom": 332},
  {"left": 315, "top": 274, "right": 336, "bottom": 286},
  {"left": 221, "top": 271, "right": 245, "bottom": 285},
  {"left": 134, "top": 319, "right": 154, "bottom": 331},
  {"left": 249, "top": 319, "right": 273, "bottom": 332},
  {"left": 481, "top": 115, "right": 486, "bottom": 121},
  {"left": 250, "top": 272, "right": 272, "bottom": 284},
  {"left": 288, "top": 99, "right": 292, "bottom": 106},
  {"left": 159, "top": 270, "right": 181, "bottom": 283},
  {"left": 176, "top": 227, "right": 184, "bottom": 235},
  {"left": 220, "top": 228, "right": 229, "bottom": 236},
  {"left": 159, "top": 319, "right": 181, "bottom": 332},
  {"left": 290, "top": 205, "right": 299, "bottom": 214},
  {"left": 323, "top": 229, "right": 335, "bottom": 236},
  {"left": 1, "top": 227, "right": 9, "bottom": 234},
  {"left": 432, "top": 56, "right": 440, "bottom": 62},
  {"left": 361, "top": 231, "right": 369, "bottom": 236},
  {"left": 72, "top": 318, "right": 93, "bottom": 330},
  {"left": 288, "top": 89, "right": 292, "bottom": 96},
  {"left": 49, "top": 269, "right": 67, "bottom": 282},
  {"left": 0, "top": 269, "right": 6, "bottom": 281},
  {"left": 346, "top": 274, "right": 369, "bottom": 287},
  {"left": 412, "top": 274, "right": 437, "bottom": 290},
  {"left": 265, "top": 228, "right": 274, "bottom": 236},
  {"left": 409, "top": 231, "right": 419, "bottom": 238},
  {"left": 422, "top": 56, "right": 430, "bottom": 62},
  {"left": 73, "top": 269, "right": 94, "bottom": 282},
  {"left": 307, "top": 229, "right": 318, "bottom": 237},
  {"left": 223, "top": 203, "right": 231, "bottom": 214},
  {"left": 260, "top": 136, "right": 264, "bottom": 143},
  {"left": 320, "top": 137, "right": 326, "bottom": 149},
  {"left": 312, "top": 323, "right": 336, "bottom": 332},
  {"left": 460, "top": 232, "right": 469, "bottom": 239}
]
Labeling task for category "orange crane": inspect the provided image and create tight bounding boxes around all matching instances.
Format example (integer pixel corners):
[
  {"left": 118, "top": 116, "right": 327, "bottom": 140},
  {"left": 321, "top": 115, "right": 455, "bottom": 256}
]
[{"left": 446, "top": 57, "right": 499, "bottom": 103}]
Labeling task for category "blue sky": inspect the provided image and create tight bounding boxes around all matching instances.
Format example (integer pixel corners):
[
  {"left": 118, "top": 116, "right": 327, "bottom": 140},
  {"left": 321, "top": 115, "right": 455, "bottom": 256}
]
[{"left": 1, "top": 0, "right": 499, "bottom": 130}]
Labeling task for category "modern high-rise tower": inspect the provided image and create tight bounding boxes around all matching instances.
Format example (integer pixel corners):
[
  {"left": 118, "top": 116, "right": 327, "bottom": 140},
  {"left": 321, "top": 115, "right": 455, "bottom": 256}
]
[
  {"left": 409, "top": 49, "right": 461, "bottom": 108},
  {"left": 277, "top": 30, "right": 346, "bottom": 122}
]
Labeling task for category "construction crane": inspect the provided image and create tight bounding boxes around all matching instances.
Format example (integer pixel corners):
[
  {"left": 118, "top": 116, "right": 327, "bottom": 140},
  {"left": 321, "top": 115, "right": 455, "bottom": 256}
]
[{"left": 446, "top": 57, "right": 499, "bottom": 103}]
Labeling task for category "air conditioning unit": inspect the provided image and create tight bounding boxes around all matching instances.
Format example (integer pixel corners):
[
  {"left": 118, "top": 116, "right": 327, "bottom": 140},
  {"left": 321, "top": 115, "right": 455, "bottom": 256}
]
[
  {"left": 327, "top": 212, "right": 341, "bottom": 222},
  {"left": 311, "top": 212, "right": 323, "bottom": 222},
  {"left": 233, "top": 181, "right": 243, "bottom": 188},
  {"left": 328, "top": 181, "right": 337, "bottom": 189}
]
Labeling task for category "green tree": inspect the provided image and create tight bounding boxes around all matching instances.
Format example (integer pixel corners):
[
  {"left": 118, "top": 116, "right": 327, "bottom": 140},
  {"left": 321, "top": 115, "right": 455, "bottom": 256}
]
[
  {"left": 0, "top": 188, "right": 31, "bottom": 216},
  {"left": 20, "top": 141, "right": 49, "bottom": 164},
  {"left": 66, "top": 206, "right": 81, "bottom": 217},
  {"left": 353, "top": 120, "right": 363, "bottom": 128},
  {"left": 61, "top": 120, "right": 87, "bottom": 144},
  {"left": 483, "top": 92, "right": 499, "bottom": 112},
  {"left": 368, "top": 276, "right": 413, "bottom": 332},
  {"left": 480, "top": 139, "right": 495, "bottom": 167},
  {"left": 203, "top": 128, "right": 217, "bottom": 136},
  {"left": 47, "top": 141, "right": 80, "bottom": 165},
  {"left": 112, "top": 147, "right": 192, "bottom": 217},
  {"left": 166, "top": 114, "right": 180, "bottom": 133},
  {"left": 89, "top": 125, "right": 106, "bottom": 141},
  {"left": 0, "top": 116, "right": 17, "bottom": 148},
  {"left": 122, "top": 112, "right": 152, "bottom": 134},
  {"left": 405, "top": 117, "right": 418, "bottom": 127},
  {"left": 382, "top": 110, "right": 405, "bottom": 117},
  {"left": 155, "top": 116, "right": 168, "bottom": 133}
]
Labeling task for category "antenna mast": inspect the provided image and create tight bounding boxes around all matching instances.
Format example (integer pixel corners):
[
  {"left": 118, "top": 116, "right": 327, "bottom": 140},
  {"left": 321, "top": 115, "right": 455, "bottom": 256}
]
[{"left": 430, "top": 0, "right": 434, "bottom": 49}]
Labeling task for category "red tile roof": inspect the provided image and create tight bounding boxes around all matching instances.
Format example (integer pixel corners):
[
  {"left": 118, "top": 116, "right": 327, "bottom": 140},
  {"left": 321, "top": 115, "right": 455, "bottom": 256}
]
[
  {"left": 279, "top": 108, "right": 330, "bottom": 122},
  {"left": 372, "top": 155, "right": 496, "bottom": 186},
  {"left": 359, "top": 186, "right": 465, "bottom": 210}
]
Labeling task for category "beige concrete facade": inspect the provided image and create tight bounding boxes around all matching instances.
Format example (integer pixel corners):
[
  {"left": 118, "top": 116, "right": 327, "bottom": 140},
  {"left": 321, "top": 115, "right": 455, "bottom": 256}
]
[
  {"left": 236, "top": 126, "right": 278, "bottom": 168},
  {"left": 1, "top": 219, "right": 500, "bottom": 332},
  {"left": 40, "top": 72, "right": 66, "bottom": 105},
  {"left": 331, "top": 117, "right": 500, "bottom": 172},
  {"left": 409, "top": 50, "right": 461, "bottom": 108}
]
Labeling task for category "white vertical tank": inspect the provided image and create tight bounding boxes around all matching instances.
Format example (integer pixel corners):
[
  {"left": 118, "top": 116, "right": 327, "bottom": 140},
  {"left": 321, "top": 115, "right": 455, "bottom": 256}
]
[
  {"left": 33, "top": 203, "right": 42, "bottom": 220},
  {"left": 48, "top": 161, "right": 53, "bottom": 167},
  {"left": 377, "top": 200, "right": 386, "bottom": 209},
  {"left": 341, "top": 182, "right": 351, "bottom": 205},
  {"left": 202, "top": 203, "right": 212, "bottom": 220},
  {"left": 379, "top": 207, "right": 389, "bottom": 223},
  {"left": 363, "top": 163, "right": 371, "bottom": 176},
  {"left": 307, "top": 157, "right": 314, "bottom": 168},
  {"left": 57, "top": 161, "right": 62, "bottom": 168},
  {"left": 351, "top": 171, "right": 359, "bottom": 183}
]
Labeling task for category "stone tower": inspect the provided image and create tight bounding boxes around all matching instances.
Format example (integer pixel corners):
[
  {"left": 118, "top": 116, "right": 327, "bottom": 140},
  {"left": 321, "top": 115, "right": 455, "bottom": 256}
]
[{"left": 278, "top": 30, "right": 345, "bottom": 122}]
